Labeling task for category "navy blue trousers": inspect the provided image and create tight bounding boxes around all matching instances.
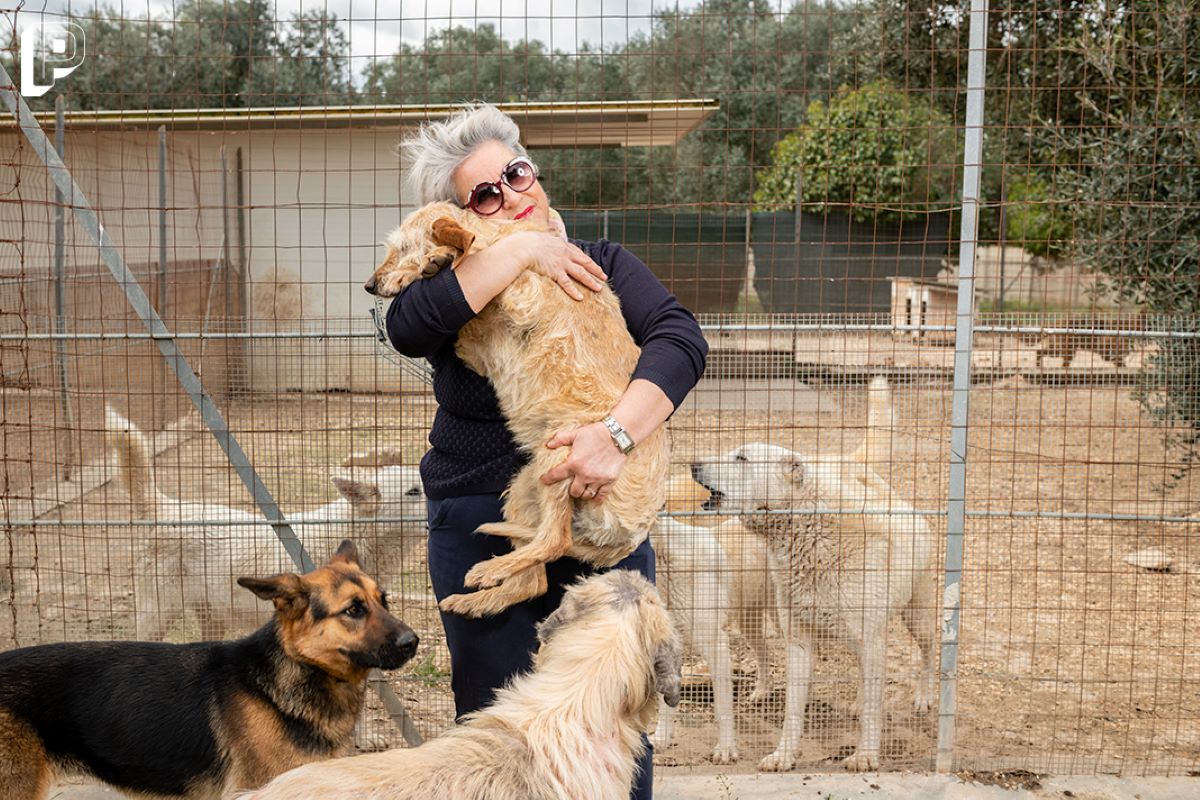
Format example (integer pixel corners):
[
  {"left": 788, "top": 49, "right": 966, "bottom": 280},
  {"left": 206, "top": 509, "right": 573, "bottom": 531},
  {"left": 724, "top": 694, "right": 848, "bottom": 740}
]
[{"left": 427, "top": 493, "right": 656, "bottom": 800}]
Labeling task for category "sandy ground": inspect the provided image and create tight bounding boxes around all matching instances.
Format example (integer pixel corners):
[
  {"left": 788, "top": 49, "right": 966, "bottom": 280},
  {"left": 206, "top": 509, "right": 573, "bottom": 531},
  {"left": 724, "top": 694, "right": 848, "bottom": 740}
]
[{"left": 4, "top": 356, "right": 1200, "bottom": 777}]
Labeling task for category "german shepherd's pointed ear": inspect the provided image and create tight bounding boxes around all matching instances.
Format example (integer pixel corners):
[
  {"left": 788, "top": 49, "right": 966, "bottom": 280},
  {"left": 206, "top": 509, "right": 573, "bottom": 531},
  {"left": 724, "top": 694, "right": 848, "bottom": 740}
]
[
  {"left": 237, "top": 573, "right": 309, "bottom": 617},
  {"left": 329, "top": 539, "right": 362, "bottom": 569},
  {"left": 431, "top": 217, "right": 476, "bottom": 253}
]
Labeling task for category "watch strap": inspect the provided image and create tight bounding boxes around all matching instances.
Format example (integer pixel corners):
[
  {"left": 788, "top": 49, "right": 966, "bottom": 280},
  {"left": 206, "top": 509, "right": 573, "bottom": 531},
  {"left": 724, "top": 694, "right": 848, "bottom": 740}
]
[{"left": 602, "top": 415, "right": 635, "bottom": 455}]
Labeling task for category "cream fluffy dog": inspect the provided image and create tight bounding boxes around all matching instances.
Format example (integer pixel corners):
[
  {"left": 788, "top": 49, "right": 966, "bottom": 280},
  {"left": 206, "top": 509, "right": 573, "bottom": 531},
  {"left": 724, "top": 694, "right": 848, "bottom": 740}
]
[
  {"left": 242, "top": 570, "right": 682, "bottom": 800},
  {"left": 366, "top": 202, "right": 670, "bottom": 618},
  {"left": 691, "top": 378, "right": 938, "bottom": 772},
  {"left": 106, "top": 408, "right": 425, "bottom": 639},
  {"left": 651, "top": 472, "right": 773, "bottom": 764}
]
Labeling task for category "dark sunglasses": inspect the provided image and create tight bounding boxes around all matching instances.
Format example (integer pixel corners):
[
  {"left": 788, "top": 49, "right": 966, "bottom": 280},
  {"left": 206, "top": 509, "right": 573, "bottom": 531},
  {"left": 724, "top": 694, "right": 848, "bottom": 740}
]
[{"left": 462, "top": 157, "right": 539, "bottom": 216}]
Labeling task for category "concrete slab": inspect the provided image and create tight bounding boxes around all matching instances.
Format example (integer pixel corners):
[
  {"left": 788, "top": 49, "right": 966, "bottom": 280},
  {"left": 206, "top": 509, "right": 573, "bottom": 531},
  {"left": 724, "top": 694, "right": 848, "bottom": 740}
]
[
  {"left": 655, "top": 772, "right": 1199, "bottom": 800},
  {"left": 50, "top": 773, "right": 1200, "bottom": 799}
]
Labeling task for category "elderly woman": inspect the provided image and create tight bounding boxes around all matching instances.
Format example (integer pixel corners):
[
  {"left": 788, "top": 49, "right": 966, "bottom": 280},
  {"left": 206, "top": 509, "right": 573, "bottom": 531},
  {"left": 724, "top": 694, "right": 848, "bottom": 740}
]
[{"left": 384, "top": 104, "right": 707, "bottom": 799}]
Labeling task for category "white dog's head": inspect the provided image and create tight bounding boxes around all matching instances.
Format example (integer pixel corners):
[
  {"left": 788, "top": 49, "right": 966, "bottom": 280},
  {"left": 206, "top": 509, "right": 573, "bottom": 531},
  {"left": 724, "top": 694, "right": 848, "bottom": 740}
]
[
  {"left": 690, "top": 442, "right": 815, "bottom": 514},
  {"left": 330, "top": 464, "right": 425, "bottom": 525}
]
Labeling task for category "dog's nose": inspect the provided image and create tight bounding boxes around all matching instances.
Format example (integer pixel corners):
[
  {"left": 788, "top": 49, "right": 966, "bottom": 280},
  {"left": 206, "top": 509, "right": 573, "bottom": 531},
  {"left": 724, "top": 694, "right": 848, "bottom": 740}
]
[
  {"left": 364, "top": 275, "right": 379, "bottom": 295},
  {"left": 396, "top": 629, "right": 418, "bottom": 655},
  {"left": 700, "top": 490, "right": 723, "bottom": 511}
]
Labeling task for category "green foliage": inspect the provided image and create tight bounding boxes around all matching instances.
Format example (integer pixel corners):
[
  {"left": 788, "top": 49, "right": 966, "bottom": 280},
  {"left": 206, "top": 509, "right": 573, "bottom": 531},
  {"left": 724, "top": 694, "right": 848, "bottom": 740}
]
[
  {"left": 752, "top": 82, "right": 957, "bottom": 222},
  {"left": 22, "top": 1, "right": 354, "bottom": 112},
  {"left": 1046, "top": 0, "right": 1200, "bottom": 478},
  {"left": 1003, "top": 175, "right": 1072, "bottom": 259}
]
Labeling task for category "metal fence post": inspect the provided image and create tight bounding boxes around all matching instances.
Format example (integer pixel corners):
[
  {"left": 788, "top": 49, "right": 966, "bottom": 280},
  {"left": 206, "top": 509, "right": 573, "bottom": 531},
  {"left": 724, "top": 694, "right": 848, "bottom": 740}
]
[
  {"left": 157, "top": 126, "right": 168, "bottom": 428},
  {"left": 936, "top": 0, "right": 990, "bottom": 773},
  {"left": 52, "top": 97, "right": 76, "bottom": 480}
]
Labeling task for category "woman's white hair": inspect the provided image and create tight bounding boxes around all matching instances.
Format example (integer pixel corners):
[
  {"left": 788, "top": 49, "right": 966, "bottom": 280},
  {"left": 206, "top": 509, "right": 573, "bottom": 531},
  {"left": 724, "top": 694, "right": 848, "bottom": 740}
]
[{"left": 402, "top": 104, "right": 530, "bottom": 205}]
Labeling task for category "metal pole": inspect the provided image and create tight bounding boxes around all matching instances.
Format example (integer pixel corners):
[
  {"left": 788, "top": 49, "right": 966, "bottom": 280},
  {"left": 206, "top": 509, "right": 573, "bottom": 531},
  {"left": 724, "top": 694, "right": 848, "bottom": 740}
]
[
  {"left": 52, "top": 97, "right": 75, "bottom": 481},
  {"left": 235, "top": 146, "right": 248, "bottom": 395},
  {"left": 157, "top": 126, "right": 168, "bottom": 428},
  {"left": 0, "top": 59, "right": 312, "bottom": 574},
  {"left": 220, "top": 146, "right": 233, "bottom": 398},
  {"left": 936, "top": 0, "right": 989, "bottom": 773}
]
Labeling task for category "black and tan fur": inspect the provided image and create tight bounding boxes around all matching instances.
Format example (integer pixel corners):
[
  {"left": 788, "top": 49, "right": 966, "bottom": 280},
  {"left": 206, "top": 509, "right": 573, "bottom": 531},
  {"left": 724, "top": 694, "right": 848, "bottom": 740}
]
[{"left": 0, "top": 540, "right": 418, "bottom": 800}]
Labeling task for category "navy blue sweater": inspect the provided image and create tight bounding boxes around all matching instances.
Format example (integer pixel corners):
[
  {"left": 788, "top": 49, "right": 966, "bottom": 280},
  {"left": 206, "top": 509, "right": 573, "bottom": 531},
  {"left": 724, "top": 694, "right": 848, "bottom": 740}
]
[{"left": 386, "top": 238, "right": 708, "bottom": 500}]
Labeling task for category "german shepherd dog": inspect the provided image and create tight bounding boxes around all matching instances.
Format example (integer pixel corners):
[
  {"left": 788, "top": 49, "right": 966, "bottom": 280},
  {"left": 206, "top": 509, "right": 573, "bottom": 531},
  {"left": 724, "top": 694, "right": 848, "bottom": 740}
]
[{"left": 0, "top": 541, "right": 418, "bottom": 800}]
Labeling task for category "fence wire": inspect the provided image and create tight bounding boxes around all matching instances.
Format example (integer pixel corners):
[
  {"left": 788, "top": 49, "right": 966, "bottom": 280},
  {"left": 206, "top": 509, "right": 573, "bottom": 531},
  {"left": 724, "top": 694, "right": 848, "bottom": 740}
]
[{"left": 1, "top": 0, "right": 1198, "bottom": 781}]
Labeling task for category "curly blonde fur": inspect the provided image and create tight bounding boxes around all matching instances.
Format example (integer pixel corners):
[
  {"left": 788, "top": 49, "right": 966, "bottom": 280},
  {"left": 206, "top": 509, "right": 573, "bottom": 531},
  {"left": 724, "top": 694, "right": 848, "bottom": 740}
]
[
  {"left": 367, "top": 203, "right": 671, "bottom": 618},
  {"left": 243, "top": 570, "right": 682, "bottom": 800}
]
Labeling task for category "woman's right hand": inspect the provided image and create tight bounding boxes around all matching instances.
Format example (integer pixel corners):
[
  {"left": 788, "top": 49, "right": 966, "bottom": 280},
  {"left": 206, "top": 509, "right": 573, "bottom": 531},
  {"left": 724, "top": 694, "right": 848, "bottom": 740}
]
[{"left": 500, "top": 231, "right": 607, "bottom": 301}]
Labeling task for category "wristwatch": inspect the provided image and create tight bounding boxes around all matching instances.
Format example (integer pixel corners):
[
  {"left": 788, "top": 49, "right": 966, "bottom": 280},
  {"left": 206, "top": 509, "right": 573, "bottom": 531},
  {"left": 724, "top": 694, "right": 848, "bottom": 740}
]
[{"left": 602, "top": 414, "right": 636, "bottom": 455}]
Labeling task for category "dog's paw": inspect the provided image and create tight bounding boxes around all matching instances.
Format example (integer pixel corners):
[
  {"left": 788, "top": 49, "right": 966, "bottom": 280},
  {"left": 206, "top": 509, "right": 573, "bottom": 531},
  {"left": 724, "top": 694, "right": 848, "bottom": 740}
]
[
  {"left": 439, "top": 592, "right": 487, "bottom": 618},
  {"left": 914, "top": 682, "right": 935, "bottom": 714},
  {"left": 463, "top": 559, "right": 508, "bottom": 590},
  {"left": 746, "top": 685, "right": 770, "bottom": 705},
  {"left": 710, "top": 744, "right": 738, "bottom": 765},
  {"left": 843, "top": 750, "right": 879, "bottom": 772},
  {"left": 421, "top": 246, "right": 458, "bottom": 277},
  {"left": 758, "top": 750, "right": 795, "bottom": 772}
]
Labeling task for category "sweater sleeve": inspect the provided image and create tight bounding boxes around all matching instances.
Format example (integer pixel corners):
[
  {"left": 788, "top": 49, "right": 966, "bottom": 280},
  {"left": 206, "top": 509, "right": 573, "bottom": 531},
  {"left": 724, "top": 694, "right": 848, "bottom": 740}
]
[
  {"left": 589, "top": 240, "right": 709, "bottom": 409},
  {"left": 384, "top": 266, "right": 477, "bottom": 358}
]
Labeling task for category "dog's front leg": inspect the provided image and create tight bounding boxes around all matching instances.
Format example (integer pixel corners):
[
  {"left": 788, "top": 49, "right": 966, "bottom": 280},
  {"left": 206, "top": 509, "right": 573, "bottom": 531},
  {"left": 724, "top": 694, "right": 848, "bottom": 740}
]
[
  {"left": 844, "top": 619, "right": 887, "bottom": 772},
  {"left": 759, "top": 635, "right": 812, "bottom": 772}
]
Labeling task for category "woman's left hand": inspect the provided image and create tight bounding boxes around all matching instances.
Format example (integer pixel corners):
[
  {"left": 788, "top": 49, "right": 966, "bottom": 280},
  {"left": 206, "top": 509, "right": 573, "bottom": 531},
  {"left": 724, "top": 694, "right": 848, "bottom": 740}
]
[{"left": 539, "top": 422, "right": 626, "bottom": 502}]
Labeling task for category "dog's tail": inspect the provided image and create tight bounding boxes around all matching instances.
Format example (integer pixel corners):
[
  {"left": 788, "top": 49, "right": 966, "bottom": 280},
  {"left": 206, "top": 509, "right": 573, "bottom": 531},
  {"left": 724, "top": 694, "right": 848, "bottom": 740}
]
[
  {"left": 853, "top": 376, "right": 897, "bottom": 474},
  {"left": 105, "top": 406, "right": 156, "bottom": 512}
]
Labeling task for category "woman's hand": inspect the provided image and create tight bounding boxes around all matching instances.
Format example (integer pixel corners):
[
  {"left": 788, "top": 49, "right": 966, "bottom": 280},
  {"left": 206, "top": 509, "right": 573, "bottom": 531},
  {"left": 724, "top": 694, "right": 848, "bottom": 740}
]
[
  {"left": 501, "top": 231, "right": 607, "bottom": 301},
  {"left": 539, "top": 421, "right": 626, "bottom": 501}
]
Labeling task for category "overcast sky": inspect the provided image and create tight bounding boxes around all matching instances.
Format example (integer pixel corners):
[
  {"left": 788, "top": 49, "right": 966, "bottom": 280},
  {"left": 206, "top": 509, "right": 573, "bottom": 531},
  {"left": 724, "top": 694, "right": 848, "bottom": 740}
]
[{"left": 12, "top": 0, "right": 709, "bottom": 82}]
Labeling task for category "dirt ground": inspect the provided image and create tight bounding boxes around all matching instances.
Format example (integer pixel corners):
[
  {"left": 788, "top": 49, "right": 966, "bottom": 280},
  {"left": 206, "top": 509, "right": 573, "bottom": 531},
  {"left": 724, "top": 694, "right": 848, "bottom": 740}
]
[{"left": 3, "top": 369, "right": 1200, "bottom": 777}]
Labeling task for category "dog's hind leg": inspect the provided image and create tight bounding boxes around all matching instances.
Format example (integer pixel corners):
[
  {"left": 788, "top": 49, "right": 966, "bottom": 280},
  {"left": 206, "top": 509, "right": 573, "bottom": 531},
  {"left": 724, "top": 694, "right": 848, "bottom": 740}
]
[
  {"left": 0, "top": 711, "right": 52, "bottom": 800},
  {"left": 439, "top": 563, "right": 549, "bottom": 618},
  {"left": 903, "top": 572, "right": 939, "bottom": 713},
  {"left": 464, "top": 479, "right": 573, "bottom": 592}
]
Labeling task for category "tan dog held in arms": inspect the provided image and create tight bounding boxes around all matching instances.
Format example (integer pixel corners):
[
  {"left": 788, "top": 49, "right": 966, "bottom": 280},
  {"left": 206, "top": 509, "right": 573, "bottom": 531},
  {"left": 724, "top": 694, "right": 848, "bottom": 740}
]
[
  {"left": 367, "top": 202, "right": 671, "bottom": 618},
  {"left": 691, "top": 378, "right": 938, "bottom": 772},
  {"left": 651, "top": 472, "right": 774, "bottom": 764},
  {"left": 242, "top": 570, "right": 682, "bottom": 800}
]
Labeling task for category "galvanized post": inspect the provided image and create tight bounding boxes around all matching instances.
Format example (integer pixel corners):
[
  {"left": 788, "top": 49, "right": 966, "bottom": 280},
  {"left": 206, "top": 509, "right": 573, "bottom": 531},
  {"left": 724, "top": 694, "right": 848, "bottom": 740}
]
[
  {"left": 157, "top": 126, "right": 168, "bottom": 427},
  {"left": 52, "top": 97, "right": 75, "bottom": 480},
  {"left": 936, "top": 0, "right": 990, "bottom": 773}
]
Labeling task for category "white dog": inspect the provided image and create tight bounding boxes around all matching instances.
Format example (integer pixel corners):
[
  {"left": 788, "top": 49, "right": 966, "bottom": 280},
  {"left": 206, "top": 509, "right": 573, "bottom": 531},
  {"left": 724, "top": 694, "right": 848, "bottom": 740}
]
[
  {"left": 105, "top": 408, "right": 426, "bottom": 639},
  {"left": 242, "top": 570, "right": 682, "bottom": 800},
  {"left": 691, "top": 378, "right": 938, "bottom": 772},
  {"left": 651, "top": 472, "right": 773, "bottom": 764}
]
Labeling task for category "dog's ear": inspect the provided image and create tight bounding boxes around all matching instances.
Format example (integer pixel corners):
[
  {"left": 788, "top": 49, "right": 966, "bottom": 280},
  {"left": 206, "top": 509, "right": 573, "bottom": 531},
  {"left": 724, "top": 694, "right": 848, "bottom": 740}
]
[
  {"left": 237, "top": 573, "right": 309, "bottom": 617},
  {"left": 431, "top": 217, "right": 476, "bottom": 253},
  {"left": 330, "top": 473, "right": 383, "bottom": 516},
  {"left": 653, "top": 639, "right": 683, "bottom": 708},
  {"left": 536, "top": 596, "right": 579, "bottom": 645},
  {"left": 330, "top": 539, "right": 362, "bottom": 568}
]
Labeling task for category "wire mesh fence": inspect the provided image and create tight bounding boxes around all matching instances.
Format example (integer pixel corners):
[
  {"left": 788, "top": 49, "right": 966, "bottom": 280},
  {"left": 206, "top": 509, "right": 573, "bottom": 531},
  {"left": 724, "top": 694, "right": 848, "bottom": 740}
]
[{"left": 1, "top": 0, "right": 1198, "bottom": 783}]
